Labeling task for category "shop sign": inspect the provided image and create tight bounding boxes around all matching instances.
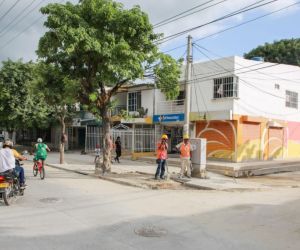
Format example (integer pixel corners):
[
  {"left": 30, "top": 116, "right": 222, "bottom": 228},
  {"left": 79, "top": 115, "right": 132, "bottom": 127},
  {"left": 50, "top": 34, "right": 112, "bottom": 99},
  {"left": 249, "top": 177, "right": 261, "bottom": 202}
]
[{"left": 153, "top": 113, "right": 185, "bottom": 123}]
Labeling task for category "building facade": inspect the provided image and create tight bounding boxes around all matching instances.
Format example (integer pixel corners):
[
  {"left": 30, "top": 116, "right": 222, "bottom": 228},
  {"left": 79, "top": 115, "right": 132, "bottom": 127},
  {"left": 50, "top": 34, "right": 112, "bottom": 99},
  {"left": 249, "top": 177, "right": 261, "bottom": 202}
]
[{"left": 187, "top": 56, "right": 300, "bottom": 162}]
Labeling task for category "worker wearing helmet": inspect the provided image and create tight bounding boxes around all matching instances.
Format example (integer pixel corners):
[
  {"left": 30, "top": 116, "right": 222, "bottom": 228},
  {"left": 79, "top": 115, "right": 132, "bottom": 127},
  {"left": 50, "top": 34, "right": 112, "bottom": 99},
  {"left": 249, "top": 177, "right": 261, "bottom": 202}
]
[
  {"left": 155, "top": 134, "right": 169, "bottom": 180},
  {"left": 176, "top": 134, "right": 194, "bottom": 178}
]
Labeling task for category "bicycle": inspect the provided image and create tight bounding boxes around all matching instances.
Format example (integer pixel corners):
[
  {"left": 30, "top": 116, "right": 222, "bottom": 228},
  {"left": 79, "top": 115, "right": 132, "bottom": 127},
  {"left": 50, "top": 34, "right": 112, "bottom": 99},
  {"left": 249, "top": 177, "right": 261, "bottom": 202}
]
[{"left": 33, "top": 159, "right": 45, "bottom": 180}]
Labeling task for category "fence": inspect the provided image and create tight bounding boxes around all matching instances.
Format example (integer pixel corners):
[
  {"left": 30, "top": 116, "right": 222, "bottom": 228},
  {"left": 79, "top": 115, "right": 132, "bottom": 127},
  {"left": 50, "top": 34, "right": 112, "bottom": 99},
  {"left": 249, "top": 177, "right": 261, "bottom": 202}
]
[{"left": 85, "top": 126, "right": 156, "bottom": 153}]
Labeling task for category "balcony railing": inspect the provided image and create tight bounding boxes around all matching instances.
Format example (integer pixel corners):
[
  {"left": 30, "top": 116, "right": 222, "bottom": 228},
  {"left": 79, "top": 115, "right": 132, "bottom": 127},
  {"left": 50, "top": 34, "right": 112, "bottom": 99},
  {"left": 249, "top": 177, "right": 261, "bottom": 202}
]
[
  {"left": 155, "top": 99, "right": 185, "bottom": 115},
  {"left": 111, "top": 105, "right": 127, "bottom": 116}
]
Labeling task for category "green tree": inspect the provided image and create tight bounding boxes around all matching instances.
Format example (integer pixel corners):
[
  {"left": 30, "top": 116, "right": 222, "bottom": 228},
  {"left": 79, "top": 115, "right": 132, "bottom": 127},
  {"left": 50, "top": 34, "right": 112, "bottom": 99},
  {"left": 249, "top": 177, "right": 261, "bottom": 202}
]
[
  {"left": 34, "top": 63, "right": 78, "bottom": 164},
  {"left": 244, "top": 38, "right": 300, "bottom": 66},
  {"left": 0, "top": 59, "right": 50, "bottom": 141},
  {"left": 37, "top": 0, "right": 182, "bottom": 173}
]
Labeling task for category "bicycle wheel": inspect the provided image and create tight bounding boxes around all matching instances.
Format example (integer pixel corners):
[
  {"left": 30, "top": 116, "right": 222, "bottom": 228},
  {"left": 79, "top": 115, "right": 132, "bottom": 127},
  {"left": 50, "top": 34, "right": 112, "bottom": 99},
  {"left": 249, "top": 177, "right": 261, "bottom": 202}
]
[
  {"left": 40, "top": 165, "right": 45, "bottom": 180},
  {"left": 33, "top": 163, "right": 38, "bottom": 177}
]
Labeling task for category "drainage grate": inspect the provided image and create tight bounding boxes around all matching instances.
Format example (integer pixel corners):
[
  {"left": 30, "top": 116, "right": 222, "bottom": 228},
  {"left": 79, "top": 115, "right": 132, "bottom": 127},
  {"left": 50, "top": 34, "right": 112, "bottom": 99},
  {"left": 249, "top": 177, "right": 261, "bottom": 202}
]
[
  {"left": 39, "top": 197, "right": 62, "bottom": 204},
  {"left": 134, "top": 225, "right": 167, "bottom": 237}
]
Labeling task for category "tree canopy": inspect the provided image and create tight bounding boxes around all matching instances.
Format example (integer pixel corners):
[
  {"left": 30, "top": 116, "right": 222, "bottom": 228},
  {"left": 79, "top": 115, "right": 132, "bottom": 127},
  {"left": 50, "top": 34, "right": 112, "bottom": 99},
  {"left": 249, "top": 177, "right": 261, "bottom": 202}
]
[
  {"left": 37, "top": 0, "right": 182, "bottom": 172},
  {"left": 0, "top": 59, "right": 50, "bottom": 132},
  {"left": 244, "top": 38, "right": 300, "bottom": 66}
]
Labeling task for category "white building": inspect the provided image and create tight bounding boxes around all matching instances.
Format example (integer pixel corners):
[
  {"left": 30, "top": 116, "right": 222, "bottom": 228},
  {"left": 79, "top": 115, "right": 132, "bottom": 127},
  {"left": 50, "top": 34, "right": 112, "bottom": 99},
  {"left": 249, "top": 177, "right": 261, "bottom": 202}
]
[{"left": 155, "top": 56, "right": 300, "bottom": 162}]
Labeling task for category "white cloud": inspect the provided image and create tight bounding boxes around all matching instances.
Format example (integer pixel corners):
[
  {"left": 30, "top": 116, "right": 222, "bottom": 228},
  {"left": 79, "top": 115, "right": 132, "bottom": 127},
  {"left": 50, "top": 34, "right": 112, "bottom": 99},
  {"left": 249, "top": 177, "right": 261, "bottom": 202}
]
[{"left": 0, "top": 0, "right": 298, "bottom": 62}]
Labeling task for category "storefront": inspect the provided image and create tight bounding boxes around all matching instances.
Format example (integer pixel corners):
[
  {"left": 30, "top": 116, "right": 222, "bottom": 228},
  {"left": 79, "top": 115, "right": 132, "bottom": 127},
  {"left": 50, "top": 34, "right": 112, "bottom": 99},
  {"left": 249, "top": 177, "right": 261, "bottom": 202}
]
[{"left": 153, "top": 113, "right": 185, "bottom": 153}]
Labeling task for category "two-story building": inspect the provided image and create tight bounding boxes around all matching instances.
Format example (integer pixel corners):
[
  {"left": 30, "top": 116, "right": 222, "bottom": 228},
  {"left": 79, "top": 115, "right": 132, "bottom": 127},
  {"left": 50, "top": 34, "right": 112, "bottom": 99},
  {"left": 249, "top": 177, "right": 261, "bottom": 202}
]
[{"left": 186, "top": 56, "right": 300, "bottom": 162}]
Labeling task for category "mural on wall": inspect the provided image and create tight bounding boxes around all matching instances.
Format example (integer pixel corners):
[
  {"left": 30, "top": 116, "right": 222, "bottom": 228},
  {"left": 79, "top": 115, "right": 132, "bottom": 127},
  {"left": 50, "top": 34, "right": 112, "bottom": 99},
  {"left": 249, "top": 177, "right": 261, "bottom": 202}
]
[
  {"left": 197, "top": 117, "right": 300, "bottom": 162},
  {"left": 196, "top": 120, "right": 237, "bottom": 161},
  {"left": 286, "top": 121, "right": 300, "bottom": 158},
  {"left": 237, "top": 122, "right": 261, "bottom": 161},
  {"left": 262, "top": 127, "right": 284, "bottom": 160}
]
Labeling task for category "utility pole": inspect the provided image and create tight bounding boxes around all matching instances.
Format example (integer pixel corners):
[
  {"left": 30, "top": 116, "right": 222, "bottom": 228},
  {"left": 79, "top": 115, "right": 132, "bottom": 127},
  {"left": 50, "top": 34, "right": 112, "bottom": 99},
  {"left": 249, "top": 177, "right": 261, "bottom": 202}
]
[{"left": 184, "top": 35, "right": 192, "bottom": 137}]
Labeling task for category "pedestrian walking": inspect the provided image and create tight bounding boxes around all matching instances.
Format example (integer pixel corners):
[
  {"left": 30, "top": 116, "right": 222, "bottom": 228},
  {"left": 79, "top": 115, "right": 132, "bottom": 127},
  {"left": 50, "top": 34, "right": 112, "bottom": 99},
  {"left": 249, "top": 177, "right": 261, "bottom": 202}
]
[
  {"left": 114, "top": 136, "right": 122, "bottom": 163},
  {"left": 155, "top": 134, "right": 168, "bottom": 180},
  {"left": 176, "top": 134, "right": 193, "bottom": 178}
]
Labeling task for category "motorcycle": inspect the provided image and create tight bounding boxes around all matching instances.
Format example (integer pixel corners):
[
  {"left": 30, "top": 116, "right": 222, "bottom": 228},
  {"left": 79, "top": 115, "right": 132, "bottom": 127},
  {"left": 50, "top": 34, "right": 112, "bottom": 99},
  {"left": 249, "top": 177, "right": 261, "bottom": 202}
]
[{"left": 0, "top": 160, "right": 25, "bottom": 206}]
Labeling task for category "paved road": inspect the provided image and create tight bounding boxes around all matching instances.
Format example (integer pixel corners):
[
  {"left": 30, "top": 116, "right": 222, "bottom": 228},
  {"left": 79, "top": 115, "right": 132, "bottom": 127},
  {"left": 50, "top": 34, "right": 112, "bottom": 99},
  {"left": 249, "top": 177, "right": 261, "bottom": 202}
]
[{"left": 1, "top": 163, "right": 300, "bottom": 250}]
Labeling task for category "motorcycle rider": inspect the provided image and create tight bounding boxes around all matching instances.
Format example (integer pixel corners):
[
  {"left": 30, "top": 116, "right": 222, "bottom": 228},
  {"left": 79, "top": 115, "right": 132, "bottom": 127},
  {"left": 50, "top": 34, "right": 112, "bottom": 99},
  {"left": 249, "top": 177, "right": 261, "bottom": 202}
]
[
  {"left": 0, "top": 139, "right": 26, "bottom": 188},
  {"left": 0, "top": 140, "right": 15, "bottom": 175}
]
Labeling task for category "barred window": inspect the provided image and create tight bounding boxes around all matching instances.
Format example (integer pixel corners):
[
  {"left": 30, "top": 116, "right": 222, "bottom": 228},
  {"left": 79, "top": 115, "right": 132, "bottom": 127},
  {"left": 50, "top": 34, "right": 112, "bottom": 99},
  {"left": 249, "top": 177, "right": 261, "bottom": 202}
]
[
  {"left": 177, "top": 91, "right": 185, "bottom": 105},
  {"left": 128, "top": 92, "right": 141, "bottom": 112},
  {"left": 286, "top": 90, "right": 298, "bottom": 109},
  {"left": 213, "top": 76, "right": 238, "bottom": 99}
]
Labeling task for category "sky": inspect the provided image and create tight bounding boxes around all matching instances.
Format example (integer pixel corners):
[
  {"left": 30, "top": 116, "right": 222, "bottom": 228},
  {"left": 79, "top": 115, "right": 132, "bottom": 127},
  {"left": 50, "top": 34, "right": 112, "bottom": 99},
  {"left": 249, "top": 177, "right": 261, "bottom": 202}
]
[{"left": 0, "top": 0, "right": 299, "bottom": 63}]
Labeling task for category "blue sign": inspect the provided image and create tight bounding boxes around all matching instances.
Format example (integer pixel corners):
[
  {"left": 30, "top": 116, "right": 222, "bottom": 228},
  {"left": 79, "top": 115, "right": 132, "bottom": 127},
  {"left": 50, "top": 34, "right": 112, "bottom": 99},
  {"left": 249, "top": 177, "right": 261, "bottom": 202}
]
[{"left": 153, "top": 113, "right": 185, "bottom": 123}]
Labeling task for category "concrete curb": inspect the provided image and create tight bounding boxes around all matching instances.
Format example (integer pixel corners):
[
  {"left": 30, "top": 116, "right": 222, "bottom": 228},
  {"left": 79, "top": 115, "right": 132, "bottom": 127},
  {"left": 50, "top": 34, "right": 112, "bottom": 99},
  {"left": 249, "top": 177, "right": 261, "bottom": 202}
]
[
  {"left": 47, "top": 163, "right": 163, "bottom": 190},
  {"left": 46, "top": 163, "right": 265, "bottom": 192}
]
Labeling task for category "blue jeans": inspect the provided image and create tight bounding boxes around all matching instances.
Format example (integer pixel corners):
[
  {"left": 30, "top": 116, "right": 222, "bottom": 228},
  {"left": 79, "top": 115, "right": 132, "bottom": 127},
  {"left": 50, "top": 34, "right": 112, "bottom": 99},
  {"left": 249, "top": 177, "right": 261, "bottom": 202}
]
[
  {"left": 14, "top": 165, "right": 25, "bottom": 185},
  {"left": 155, "top": 159, "right": 166, "bottom": 178}
]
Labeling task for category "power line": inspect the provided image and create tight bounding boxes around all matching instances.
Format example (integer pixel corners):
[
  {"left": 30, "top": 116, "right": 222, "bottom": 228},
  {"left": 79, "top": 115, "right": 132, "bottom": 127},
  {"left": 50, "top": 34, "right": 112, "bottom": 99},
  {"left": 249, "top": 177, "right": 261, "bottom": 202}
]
[
  {"left": 161, "top": 0, "right": 299, "bottom": 53},
  {"left": 194, "top": 43, "right": 300, "bottom": 84},
  {"left": 193, "top": 44, "right": 299, "bottom": 101},
  {"left": 194, "top": 1, "right": 300, "bottom": 43},
  {"left": 192, "top": 44, "right": 300, "bottom": 117},
  {"left": 0, "top": 0, "right": 21, "bottom": 23},
  {"left": 154, "top": 0, "right": 216, "bottom": 27},
  {"left": 0, "top": 0, "right": 40, "bottom": 37},
  {"left": 0, "top": 0, "right": 66, "bottom": 51},
  {"left": 157, "top": 0, "right": 279, "bottom": 44},
  {"left": 189, "top": 61, "right": 278, "bottom": 83},
  {"left": 154, "top": 0, "right": 228, "bottom": 29}
]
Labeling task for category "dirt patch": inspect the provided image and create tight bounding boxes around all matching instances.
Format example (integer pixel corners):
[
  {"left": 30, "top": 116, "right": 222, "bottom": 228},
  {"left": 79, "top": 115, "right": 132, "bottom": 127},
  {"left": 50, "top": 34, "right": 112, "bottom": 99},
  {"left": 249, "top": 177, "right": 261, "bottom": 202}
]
[{"left": 100, "top": 172, "right": 191, "bottom": 190}]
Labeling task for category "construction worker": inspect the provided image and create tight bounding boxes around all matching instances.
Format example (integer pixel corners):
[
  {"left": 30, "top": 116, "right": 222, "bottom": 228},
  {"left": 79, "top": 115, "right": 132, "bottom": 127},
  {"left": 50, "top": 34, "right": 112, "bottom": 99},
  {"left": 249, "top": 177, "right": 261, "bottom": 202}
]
[
  {"left": 155, "top": 134, "right": 168, "bottom": 180},
  {"left": 176, "top": 134, "right": 193, "bottom": 178}
]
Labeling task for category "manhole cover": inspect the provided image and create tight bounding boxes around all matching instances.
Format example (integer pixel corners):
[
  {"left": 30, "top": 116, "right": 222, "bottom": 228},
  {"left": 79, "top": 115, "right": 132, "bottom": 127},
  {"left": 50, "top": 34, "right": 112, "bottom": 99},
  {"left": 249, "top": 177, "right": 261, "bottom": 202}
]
[
  {"left": 39, "top": 197, "right": 62, "bottom": 204},
  {"left": 134, "top": 225, "right": 167, "bottom": 237}
]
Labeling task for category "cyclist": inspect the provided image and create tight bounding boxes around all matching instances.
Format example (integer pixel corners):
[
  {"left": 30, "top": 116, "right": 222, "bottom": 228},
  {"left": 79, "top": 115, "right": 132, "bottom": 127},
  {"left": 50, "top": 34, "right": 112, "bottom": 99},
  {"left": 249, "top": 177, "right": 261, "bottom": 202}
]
[{"left": 34, "top": 138, "right": 50, "bottom": 168}]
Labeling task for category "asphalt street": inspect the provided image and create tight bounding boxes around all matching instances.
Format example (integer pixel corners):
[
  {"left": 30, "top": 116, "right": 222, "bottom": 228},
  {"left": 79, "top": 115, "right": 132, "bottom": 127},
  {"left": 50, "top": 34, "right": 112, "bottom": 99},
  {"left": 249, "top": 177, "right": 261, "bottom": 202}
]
[{"left": 0, "top": 163, "right": 300, "bottom": 250}]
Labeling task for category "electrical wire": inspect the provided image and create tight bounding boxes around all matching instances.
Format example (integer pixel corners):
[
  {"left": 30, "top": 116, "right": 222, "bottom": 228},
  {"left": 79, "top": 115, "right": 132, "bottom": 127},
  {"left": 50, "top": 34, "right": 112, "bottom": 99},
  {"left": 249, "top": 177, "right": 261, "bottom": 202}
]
[
  {"left": 193, "top": 44, "right": 300, "bottom": 117},
  {"left": 194, "top": 43, "right": 300, "bottom": 84},
  {"left": 154, "top": 0, "right": 216, "bottom": 27},
  {"left": 193, "top": 44, "right": 300, "bottom": 102},
  {"left": 154, "top": 0, "right": 229, "bottom": 29},
  {"left": 0, "top": 0, "right": 21, "bottom": 23},
  {"left": 162, "top": 1, "right": 300, "bottom": 53},
  {"left": 156, "top": 0, "right": 279, "bottom": 44},
  {"left": 0, "top": 0, "right": 66, "bottom": 51},
  {"left": 0, "top": 0, "right": 40, "bottom": 37}
]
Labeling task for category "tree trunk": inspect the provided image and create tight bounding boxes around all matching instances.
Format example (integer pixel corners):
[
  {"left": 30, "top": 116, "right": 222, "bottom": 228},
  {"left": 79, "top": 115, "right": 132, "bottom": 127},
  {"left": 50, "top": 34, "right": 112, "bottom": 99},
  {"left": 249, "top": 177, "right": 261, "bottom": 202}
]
[
  {"left": 95, "top": 106, "right": 111, "bottom": 175},
  {"left": 59, "top": 116, "right": 66, "bottom": 164}
]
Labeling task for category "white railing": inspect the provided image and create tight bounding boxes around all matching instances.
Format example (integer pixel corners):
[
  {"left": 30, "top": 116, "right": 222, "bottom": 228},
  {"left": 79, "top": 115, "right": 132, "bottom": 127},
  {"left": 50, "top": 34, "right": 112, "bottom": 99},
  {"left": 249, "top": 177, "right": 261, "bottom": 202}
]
[{"left": 155, "top": 99, "right": 185, "bottom": 114}]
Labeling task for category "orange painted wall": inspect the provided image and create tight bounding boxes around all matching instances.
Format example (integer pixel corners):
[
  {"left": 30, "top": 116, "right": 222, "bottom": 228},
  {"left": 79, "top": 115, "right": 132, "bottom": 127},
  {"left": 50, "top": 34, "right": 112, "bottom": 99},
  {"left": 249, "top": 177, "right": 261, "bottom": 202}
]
[{"left": 196, "top": 121, "right": 236, "bottom": 161}]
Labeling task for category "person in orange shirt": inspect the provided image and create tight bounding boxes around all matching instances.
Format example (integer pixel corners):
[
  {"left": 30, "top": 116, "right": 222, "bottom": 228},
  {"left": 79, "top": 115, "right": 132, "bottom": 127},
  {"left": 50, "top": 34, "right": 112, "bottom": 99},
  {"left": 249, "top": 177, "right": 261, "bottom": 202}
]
[
  {"left": 176, "top": 134, "right": 193, "bottom": 178},
  {"left": 155, "top": 134, "right": 168, "bottom": 180}
]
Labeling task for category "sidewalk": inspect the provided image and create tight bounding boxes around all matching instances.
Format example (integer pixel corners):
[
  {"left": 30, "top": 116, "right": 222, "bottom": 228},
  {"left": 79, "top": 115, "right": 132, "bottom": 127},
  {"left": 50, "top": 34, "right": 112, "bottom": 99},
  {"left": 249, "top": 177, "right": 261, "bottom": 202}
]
[
  {"left": 133, "top": 155, "right": 300, "bottom": 177},
  {"left": 45, "top": 152, "right": 269, "bottom": 191}
]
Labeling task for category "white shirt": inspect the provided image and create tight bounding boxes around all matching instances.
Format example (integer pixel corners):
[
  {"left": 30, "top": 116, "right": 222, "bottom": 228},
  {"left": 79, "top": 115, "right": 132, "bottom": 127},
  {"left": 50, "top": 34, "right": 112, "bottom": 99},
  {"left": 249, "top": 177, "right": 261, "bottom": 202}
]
[
  {"left": 0, "top": 148, "right": 15, "bottom": 173},
  {"left": 95, "top": 148, "right": 101, "bottom": 156}
]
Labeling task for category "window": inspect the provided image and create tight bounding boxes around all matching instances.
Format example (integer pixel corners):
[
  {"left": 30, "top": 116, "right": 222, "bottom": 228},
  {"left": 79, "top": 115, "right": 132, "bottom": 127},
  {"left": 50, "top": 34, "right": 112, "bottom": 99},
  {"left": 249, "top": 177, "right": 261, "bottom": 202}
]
[
  {"left": 213, "top": 76, "right": 238, "bottom": 99},
  {"left": 177, "top": 91, "right": 185, "bottom": 105},
  {"left": 128, "top": 92, "right": 141, "bottom": 112},
  {"left": 286, "top": 90, "right": 298, "bottom": 109}
]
